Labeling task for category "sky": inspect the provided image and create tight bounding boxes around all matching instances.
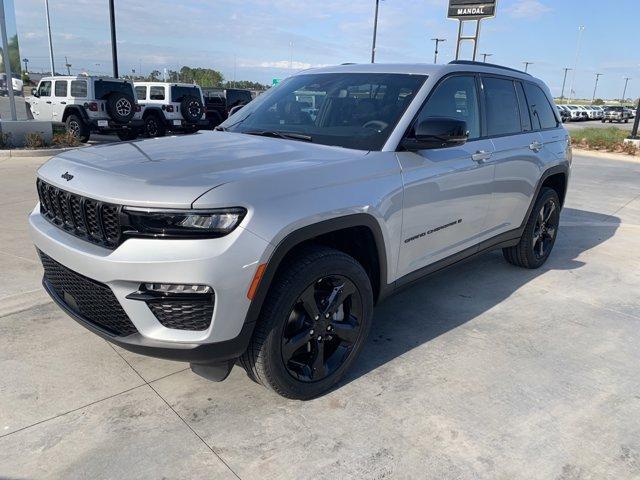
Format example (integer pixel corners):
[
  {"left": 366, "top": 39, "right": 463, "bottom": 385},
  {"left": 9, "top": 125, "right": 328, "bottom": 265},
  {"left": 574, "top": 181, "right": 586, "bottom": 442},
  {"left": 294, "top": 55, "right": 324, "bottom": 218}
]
[{"left": 13, "top": 0, "right": 640, "bottom": 100}]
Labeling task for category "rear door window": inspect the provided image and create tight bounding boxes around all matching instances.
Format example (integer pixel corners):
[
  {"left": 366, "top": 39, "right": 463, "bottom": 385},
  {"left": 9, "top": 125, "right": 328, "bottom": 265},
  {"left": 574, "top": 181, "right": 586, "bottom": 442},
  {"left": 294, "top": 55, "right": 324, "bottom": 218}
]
[
  {"left": 54, "top": 80, "right": 68, "bottom": 97},
  {"left": 135, "top": 86, "right": 147, "bottom": 100},
  {"left": 171, "top": 86, "right": 200, "bottom": 102},
  {"left": 524, "top": 83, "right": 559, "bottom": 130},
  {"left": 150, "top": 86, "right": 165, "bottom": 100},
  {"left": 70, "top": 80, "right": 87, "bottom": 97},
  {"left": 482, "top": 77, "right": 521, "bottom": 137}
]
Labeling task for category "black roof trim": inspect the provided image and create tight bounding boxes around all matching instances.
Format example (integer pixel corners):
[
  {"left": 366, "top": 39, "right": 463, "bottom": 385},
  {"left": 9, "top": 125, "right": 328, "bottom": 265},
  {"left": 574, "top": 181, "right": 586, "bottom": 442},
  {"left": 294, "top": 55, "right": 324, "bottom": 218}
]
[{"left": 448, "top": 60, "right": 531, "bottom": 76}]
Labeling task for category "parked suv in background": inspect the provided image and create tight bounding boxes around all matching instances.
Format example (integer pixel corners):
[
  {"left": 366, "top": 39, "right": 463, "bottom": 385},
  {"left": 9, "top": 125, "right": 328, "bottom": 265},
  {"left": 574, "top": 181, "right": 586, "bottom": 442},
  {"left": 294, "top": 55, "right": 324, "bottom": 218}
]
[
  {"left": 201, "top": 87, "right": 253, "bottom": 128},
  {"left": 603, "top": 106, "right": 631, "bottom": 123},
  {"left": 0, "top": 73, "right": 24, "bottom": 96},
  {"left": 30, "top": 62, "right": 570, "bottom": 399},
  {"left": 556, "top": 105, "right": 571, "bottom": 123},
  {"left": 134, "top": 82, "right": 207, "bottom": 137},
  {"left": 26, "top": 76, "right": 143, "bottom": 142}
]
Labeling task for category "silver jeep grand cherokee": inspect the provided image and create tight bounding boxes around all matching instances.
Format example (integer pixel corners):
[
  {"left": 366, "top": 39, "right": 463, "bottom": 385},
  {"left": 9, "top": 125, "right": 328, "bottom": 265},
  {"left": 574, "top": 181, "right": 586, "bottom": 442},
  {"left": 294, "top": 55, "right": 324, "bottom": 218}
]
[{"left": 30, "top": 62, "right": 571, "bottom": 399}]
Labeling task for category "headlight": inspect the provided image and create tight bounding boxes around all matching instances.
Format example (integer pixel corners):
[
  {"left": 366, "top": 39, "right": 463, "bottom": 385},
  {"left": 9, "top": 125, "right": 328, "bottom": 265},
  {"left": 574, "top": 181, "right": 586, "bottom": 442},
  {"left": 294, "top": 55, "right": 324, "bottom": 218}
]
[{"left": 122, "top": 207, "right": 246, "bottom": 239}]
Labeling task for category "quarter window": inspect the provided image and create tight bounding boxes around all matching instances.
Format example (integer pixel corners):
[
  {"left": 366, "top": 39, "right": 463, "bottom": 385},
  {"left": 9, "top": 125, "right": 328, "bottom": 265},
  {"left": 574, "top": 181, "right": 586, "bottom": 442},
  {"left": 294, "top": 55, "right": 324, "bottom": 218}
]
[
  {"left": 515, "top": 82, "right": 532, "bottom": 132},
  {"left": 483, "top": 77, "right": 521, "bottom": 136},
  {"left": 414, "top": 75, "right": 480, "bottom": 140},
  {"left": 150, "top": 86, "right": 165, "bottom": 100},
  {"left": 38, "top": 81, "right": 52, "bottom": 97},
  {"left": 54, "top": 81, "right": 68, "bottom": 97},
  {"left": 135, "top": 86, "right": 147, "bottom": 100},
  {"left": 524, "top": 83, "right": 558, "bottom": 130},
  {"left": 70, "top": 80, "right": 87, "bottom": 97}
]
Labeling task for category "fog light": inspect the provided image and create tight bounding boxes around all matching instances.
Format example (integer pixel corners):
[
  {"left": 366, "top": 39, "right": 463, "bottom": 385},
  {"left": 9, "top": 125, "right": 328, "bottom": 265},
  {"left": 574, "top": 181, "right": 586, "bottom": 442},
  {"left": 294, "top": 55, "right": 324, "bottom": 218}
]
[{"left": 144, "top": 283, "right": 212, "bottom": 295}]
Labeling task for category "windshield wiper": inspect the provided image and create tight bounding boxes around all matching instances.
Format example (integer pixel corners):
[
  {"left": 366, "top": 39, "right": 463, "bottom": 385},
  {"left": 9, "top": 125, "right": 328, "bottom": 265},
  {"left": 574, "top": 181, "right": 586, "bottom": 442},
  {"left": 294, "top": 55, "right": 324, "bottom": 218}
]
[{"left": 244, "top": 130, "right": 313, "bottom": 142}]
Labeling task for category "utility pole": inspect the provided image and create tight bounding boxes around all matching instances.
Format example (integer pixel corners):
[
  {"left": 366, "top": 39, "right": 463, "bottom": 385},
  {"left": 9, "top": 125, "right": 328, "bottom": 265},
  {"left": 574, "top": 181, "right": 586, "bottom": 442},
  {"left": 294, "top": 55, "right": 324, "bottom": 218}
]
[
  {"left": 44, "top": 0, "right": 55, "bottom": 75},
  {"left": 622, "top": 77, "right": 631, "bottom": 104},
  {"left": 289, "top": 41, "right": 293, "bottom": 69},
  {"left": 568, "top": 25, "right": 585, "bottom": 103},
  {"left": 108, "top": 0, "right": 119, "bottom": 78},
  {"left": 560, "top": 67, "right": 572, "bottom": 103},
  {"left": 22, "top": 57, "right": 29, "bottom": 73},
  {"left": 0, "top": 0, "right": 16, "bottom": 119},
  {"left": 592, "top": 73, "right": 603, "bottom": 102},
  {"left": 481, "top": 53, "right": 492, "bottom": 63},
  {"left": 370, "top": 0, "right": 380, "bottom": 63},
  {"left": 523, "top": 61, "right": 533, "bottom": 73},
  {"left": 64, "top": 56, "right": 71, "bottom": 75},
  {"left": 431, "top": 38, "right": 446, "bottom": 64}
]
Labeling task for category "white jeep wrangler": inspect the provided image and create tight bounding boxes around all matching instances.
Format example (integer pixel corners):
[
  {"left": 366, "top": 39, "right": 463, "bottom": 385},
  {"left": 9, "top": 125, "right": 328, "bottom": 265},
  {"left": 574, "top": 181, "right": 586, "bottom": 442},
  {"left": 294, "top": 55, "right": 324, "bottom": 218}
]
[
  {"left": 134, "top": 82, "right": 207, "bottom": 137},
  {"left": 26, "top": 76, "right": 143, "bottom": 142}
]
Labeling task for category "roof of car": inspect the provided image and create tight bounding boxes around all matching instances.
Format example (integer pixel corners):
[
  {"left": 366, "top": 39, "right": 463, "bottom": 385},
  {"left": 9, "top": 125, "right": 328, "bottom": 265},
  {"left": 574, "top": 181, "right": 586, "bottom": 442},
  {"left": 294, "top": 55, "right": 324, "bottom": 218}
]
[
  {"left": 39, "top": 75, "right": 130, "bottom": 82},
  {"left": 300, "top": 61, "right": 536, "bottom": 82},
  {"left": 134, "top": 82, "right": 201, "bottom": 88}
]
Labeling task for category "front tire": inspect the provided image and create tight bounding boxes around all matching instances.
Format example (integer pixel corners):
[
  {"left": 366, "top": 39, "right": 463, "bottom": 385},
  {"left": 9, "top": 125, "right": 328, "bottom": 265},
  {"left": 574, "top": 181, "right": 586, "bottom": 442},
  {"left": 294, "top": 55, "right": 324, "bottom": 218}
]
[
  {"left": 503, "top": 187, "right": 560, "bottom": 269},
  {"left": 65, "top": 114, "right": 90, "bottom": 143},
  {"left": 239, "top": 246, "right": 373, "bottom": 400}
]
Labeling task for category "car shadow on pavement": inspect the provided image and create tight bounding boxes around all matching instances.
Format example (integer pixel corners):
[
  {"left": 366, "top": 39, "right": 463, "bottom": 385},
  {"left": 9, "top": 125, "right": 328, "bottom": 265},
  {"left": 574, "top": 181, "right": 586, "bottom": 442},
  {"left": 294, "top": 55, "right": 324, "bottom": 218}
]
[{"left": 340, "top": 207, "right": 621, "bottom": 389}]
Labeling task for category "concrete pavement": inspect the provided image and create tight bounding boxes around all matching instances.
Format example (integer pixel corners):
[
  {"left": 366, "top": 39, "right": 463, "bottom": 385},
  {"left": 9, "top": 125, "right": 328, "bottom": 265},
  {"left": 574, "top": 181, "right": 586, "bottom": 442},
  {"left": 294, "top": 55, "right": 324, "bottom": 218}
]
[{"left": 1, "top": 151, "right": 639, "bottom": 479}]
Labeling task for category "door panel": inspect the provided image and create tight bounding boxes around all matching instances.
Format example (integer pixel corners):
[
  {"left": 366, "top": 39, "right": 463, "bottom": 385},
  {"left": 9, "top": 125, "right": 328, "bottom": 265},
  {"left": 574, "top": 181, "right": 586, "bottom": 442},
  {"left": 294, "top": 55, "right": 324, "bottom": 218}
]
[
  {"left": 396, "top": 138, "right": 495, "bottom": 277},
  {"left": 35, "top": 81, "right": 54, "bottom": 121}
]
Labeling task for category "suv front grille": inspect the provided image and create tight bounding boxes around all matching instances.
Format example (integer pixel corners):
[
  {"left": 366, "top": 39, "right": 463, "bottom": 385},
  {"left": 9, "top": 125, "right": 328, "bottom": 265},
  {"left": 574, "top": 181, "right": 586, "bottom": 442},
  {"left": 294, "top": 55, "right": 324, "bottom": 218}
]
[
  {"left": 37, "top": 179, "right": 122, "bottom": 249},
  {"left": 39, "top": 250, "right": 138, "bottom": 337}
]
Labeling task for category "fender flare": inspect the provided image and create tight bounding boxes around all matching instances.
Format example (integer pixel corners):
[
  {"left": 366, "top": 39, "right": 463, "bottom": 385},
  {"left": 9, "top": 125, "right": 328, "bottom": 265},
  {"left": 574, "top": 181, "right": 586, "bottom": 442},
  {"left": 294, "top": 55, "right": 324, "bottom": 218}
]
[
  {"left": 243, "top": 213, "right": 389, "bottom": 327},
  {"left": 62, "top": 105, "right": 89, "bottom": 123},
  {"left": 142, "top": 106, "right": 164, "bottom": 119}
]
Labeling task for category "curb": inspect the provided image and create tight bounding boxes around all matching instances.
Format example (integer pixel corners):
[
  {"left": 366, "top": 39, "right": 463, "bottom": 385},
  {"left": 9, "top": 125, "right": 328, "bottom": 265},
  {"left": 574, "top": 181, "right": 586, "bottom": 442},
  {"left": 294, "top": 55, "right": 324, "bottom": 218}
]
[
  {"left": 572, "top": 148, "right": 640, "bottom": 163},
  {"left": 0, "top": 147, "right": 74, "bottom": 158}
]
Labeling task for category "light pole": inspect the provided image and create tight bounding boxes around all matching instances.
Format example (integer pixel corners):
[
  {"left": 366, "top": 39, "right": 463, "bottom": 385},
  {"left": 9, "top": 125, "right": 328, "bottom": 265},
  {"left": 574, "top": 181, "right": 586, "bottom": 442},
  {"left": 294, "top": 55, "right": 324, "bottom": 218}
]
[
  {"left": 44, "top": 0, "right": 55, "bottom": 75},
  {"left": 289, "top": 41, "right": 293, "bottom": 70},
  {"left": 523, "top": 61, "right": 533, "bottom": 73},
  {"left": 109, "top": 0, "right": 119, "bottom": 78},
  {"left": 22, "top": 57, "right": 29, "bottom": 73},
  {"left": 561, "top": 67, "right": 572, "bottom": 103},
  {"left": 370, "top": 0, "right": 380, "bottom": 63},
  {"left": 481, "top": 53, "right": 492, "bottom": 63},
  {"left": 64, "top": 56, "right": 71, "bottom": 75},
  {"left": 622, "top": 77, "right": 631, "bottom": 104},
  {"left": 431, "top": 38, "right": 446, "bottom": 64},
  {"left": 592, "top": 73, "right": 603, "bottom": 102},
  {"left": 568, "top": 25, "right": 585, "bottom": 103}
]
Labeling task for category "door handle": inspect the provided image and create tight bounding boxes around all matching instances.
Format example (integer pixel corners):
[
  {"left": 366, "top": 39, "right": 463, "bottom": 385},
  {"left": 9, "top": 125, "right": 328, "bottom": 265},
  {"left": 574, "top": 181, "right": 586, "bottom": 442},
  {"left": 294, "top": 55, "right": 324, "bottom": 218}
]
[
  {"left": 472, "top": 150, "right": 492, "bottom": 163},
  {"left": 529, "top": 141, "right": 543, "bottom": 152},
  {"left": 60, "top": 101, "right": 66, "bottom": 105},
  {"left": 45, "top": 101, "right": 52, "bottom": 104}
]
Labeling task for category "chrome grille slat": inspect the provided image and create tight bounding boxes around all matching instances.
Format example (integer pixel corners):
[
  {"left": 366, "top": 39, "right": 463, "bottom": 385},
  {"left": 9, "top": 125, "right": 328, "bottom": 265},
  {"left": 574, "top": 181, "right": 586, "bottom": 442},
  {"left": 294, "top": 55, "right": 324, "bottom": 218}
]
[{"left": 36, "top": 179, "right": 121, "bottom": 249}]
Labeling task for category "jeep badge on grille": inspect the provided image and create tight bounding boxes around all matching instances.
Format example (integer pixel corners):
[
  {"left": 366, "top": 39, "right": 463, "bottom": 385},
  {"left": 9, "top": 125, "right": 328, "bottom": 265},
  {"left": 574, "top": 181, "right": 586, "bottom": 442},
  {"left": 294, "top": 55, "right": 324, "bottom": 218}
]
[{"left": 61, "top": 172, "right": 74, "bottom": 181}]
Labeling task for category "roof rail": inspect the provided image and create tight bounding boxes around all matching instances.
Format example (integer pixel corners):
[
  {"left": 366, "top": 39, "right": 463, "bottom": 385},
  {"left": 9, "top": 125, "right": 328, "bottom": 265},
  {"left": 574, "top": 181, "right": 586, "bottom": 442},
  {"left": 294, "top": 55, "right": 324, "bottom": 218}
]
[{"left": 448, "top": 60, "right": 531, "bottom": 76}]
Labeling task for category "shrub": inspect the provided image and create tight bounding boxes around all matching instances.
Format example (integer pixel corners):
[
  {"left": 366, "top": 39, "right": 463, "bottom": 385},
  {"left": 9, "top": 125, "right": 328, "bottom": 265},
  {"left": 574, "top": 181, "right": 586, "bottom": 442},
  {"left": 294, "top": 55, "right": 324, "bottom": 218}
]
[
  {"left": 0, "top": 132, "right": 11, "bottom": 149},
  {"left": 52, "top": 131, "right": 81, "bottom": 148},
  {"left": 569, "top": 127, "right": 632, "bottom": 153},
  {"left": 24, "top": 132, "right": 47, "bottom": 149}
]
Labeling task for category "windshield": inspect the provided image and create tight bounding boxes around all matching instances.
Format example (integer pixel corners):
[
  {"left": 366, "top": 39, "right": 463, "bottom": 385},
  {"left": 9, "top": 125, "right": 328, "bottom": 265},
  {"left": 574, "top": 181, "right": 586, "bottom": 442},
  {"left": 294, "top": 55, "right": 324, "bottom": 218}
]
[{"left": 219, "top": 72, "right": 427, "bottom": 150}]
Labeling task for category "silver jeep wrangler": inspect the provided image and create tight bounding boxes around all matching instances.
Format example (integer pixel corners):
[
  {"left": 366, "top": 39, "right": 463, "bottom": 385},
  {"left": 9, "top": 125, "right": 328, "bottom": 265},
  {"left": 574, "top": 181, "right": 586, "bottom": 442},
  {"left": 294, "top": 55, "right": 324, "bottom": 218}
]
[{"left": 30, "top": 61, "right": 570, "bottom": 399}]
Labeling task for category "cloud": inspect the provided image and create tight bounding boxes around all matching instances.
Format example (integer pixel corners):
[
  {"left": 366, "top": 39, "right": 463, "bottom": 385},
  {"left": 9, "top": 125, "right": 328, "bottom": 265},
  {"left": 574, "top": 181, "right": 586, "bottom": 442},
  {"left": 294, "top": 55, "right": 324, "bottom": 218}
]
[{"left": 505, "top": 0, "right": 552, "bottom": 19}]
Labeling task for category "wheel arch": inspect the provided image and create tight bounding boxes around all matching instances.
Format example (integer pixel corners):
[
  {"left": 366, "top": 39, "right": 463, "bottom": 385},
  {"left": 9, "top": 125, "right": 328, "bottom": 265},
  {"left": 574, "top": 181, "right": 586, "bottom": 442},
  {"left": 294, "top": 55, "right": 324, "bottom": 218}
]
[
  {"left": 244, "top": 214, "right": 389, "bottom": 327},
  {"left": 142, "top": 106, "right": 164, "bottom": 119},
  {"left": 62, "top": 105, "right": 88, "bottom": 123}
]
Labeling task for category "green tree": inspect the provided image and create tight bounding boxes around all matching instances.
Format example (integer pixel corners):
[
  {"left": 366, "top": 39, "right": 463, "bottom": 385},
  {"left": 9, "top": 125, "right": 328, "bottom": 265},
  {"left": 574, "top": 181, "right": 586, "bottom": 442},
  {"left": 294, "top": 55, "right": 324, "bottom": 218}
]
[
  {"left": 592, "top": 98, "right": 604, "bottom": 105},
  {"left": 148, "top": 70, "right": 161, "bottom": 81}
]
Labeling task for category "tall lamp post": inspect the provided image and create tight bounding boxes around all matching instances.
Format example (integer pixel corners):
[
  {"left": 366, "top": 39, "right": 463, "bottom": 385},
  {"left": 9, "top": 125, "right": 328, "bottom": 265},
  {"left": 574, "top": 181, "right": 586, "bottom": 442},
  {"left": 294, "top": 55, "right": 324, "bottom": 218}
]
[
  {"left": 431, "top": 38, "right": 446, "bottom": 64},
  {"left": 109, "top": 0, "right": 119, "bottom": 78},
  {"left": 560, "top": 67, "right": 572, "bottom": 103},
  {"left": 44, "top": 0, "right": 55, "bottom": 75},
  {"left": 22, "top": 57, "right": 29, "bottom": 73},
  {"left": 370, "top": 0, "right": 380, "bottom": 63},
  {"left": 592, "top": 73, "right": 602, "bottom": 102},
  {"left": 568, "top": 25, "right": 585, "bottom": 103},
  {"left": 621, "top": 77, "right": 631, "bottom": 104}
]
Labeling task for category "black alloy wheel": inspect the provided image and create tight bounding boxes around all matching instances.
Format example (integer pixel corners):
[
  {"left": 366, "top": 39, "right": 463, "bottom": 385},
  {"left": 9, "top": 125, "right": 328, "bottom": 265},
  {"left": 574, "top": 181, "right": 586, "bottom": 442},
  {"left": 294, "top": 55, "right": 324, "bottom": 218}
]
[
  {"left": 281, "top": 275, "right": 362, "bottom": 382},
  {"left": 532, "top": 198, "right": 558, "bottom": 260}
]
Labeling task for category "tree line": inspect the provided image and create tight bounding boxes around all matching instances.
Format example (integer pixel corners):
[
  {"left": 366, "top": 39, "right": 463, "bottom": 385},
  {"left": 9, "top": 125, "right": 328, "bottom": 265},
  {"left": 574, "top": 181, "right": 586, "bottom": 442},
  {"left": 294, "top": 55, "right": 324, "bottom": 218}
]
[{"left": 123, "top": 66, "right": 269, "bottom": 90}]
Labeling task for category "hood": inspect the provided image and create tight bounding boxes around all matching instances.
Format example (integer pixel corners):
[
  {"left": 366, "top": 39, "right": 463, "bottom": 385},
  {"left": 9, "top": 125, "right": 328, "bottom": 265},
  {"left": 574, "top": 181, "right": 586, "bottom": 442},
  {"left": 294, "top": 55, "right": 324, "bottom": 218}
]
[{"left": 37, "top": 131, "right": 367, "bottom": 208}]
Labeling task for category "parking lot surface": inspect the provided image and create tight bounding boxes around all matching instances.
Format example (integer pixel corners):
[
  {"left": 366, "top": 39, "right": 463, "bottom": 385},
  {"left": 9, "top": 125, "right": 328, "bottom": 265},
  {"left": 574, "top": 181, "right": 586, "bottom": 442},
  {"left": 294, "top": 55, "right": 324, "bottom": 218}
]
[{"left": 1, "top": 151, "right": 639, "bottom": 479}]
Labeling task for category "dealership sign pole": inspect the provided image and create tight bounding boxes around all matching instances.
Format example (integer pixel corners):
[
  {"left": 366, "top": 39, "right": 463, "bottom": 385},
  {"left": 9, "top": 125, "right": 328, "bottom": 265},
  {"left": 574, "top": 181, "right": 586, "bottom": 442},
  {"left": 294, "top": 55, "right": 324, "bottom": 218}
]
[{"left": 448, "top": 0, "right": 497, "bottom": 61}]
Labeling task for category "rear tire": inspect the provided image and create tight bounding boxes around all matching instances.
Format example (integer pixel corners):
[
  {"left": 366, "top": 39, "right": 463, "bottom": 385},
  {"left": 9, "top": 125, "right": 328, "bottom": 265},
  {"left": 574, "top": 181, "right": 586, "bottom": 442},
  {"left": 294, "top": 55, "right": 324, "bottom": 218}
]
[
  {"left": 239, "top": 246, "right": 373, "bottom": 400},
  {"left": 65, "top": 114, "right": 90, "bottom": 143},
  {"left": 502, "top": 187, "right": 560, "bottom": 269}
]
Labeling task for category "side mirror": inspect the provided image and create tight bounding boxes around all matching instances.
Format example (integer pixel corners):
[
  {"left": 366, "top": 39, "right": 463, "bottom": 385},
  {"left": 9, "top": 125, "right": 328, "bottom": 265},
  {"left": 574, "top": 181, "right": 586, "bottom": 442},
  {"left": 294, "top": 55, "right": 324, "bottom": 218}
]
[
  {"left": 228, "top": 105, "right": 244, "bottom": 116},
  {"left": 402, "top": 117, "right": 469, "bottom": 150},
  {"left": 31, "top": 88, "right": 39, "bottom": 97}
]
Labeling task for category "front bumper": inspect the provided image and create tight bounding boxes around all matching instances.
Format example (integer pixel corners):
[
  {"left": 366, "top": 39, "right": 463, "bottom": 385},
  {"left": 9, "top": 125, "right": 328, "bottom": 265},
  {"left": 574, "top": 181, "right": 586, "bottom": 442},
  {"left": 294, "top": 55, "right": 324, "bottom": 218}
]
[{"left": 29, "top": 206, "right": 271, "bottom": 362}]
